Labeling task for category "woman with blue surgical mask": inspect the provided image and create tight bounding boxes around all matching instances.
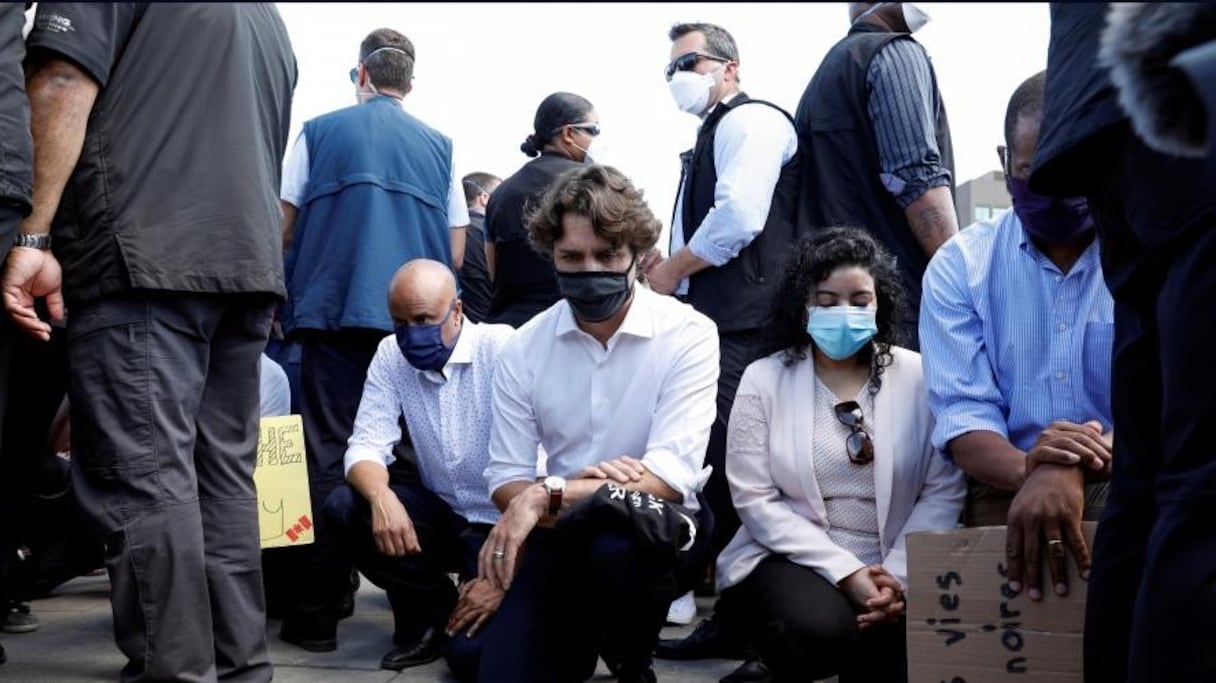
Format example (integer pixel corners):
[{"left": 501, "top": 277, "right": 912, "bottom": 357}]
[{"left": 712, "top": 226, "right": 965, "bottom": 682}]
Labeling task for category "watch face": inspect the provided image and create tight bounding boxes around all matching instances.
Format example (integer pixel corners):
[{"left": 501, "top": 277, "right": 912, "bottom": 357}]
[{"left": 544, "top": 476, "right": 566, "bottom": 492}]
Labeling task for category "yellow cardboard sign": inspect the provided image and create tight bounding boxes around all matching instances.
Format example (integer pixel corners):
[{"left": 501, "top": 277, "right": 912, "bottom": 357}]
[{"left": 254, "top": 415, "right": 314, "bottom": 548}]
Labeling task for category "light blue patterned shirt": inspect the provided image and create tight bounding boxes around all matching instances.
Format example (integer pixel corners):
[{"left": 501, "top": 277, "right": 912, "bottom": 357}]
[
  {"left": 345, "top": 322, "right": 515, "bottom": 524},
  {"left": 920, "top": 209, "right": 1114, "bottom": 456}
]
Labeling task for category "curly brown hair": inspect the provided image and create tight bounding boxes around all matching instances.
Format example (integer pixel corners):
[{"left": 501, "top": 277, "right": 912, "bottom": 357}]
[
  {"left": 769, "top": 227, "right": 906, "bottom": 395},
  {"left": 526, "top": 165, "right": 661, "bottom": 258}
]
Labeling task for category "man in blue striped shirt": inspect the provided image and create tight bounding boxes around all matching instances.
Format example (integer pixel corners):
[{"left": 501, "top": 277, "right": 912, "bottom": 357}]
[
  {"left": 920, "top": 72, "right": 1113, "bottom": 603},
  {"left": 795, "top": 2, "right": 959, "bottom": 350}
]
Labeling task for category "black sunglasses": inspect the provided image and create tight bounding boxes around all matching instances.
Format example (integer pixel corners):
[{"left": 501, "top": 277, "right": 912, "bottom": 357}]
[
  {"left": 834, "top": 401, "right": 874, "bottom": 465},
  {"left": 665, "top": 51, "right": 729, "bottom": 81},
  {"left": 552, "top": 122, "right": 601, "bottom": 138}
]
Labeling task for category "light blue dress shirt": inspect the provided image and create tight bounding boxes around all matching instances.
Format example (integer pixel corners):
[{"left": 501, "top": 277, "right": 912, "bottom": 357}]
[{"left": 920, "top": 209, "right": 1114, "bottom": 456}]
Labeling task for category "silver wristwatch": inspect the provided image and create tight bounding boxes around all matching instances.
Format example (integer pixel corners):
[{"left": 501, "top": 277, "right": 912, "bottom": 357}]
[
  {"left": 13, "top": 233, "right": 52, "bottom": 250},
  {"left": 543, "top": 476, "right": 566, "bottom": 518}
]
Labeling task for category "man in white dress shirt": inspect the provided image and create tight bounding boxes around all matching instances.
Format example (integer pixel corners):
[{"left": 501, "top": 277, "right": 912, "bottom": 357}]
[
  {"left": 476, "top": 166, "right": 720, "bottom": 683},
  {"left": 279, "top": 259, "right": 513, "bottom": 682}
]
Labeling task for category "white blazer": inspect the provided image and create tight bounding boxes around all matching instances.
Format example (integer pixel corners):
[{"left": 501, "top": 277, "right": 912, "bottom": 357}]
[{"left": 716, "top": 346, "right": 965, "bottom": 590}]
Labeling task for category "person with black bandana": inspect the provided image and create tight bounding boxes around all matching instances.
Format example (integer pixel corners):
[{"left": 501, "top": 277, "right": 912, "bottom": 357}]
[{"left": 476, "top": 165, "right": 719, "bottom": 683}]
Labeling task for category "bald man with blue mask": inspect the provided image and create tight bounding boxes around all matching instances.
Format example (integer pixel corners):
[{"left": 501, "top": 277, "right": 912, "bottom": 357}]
[
  {"left": 281, "top": 259, "right": 516, "bottom": 681},
  {"left": 275, "top": 27, "right": 473, "bottom": 632}
]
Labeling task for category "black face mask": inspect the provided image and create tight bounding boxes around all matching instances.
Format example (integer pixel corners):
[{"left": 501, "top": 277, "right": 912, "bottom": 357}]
[{"left": 555, "top": 262, "right": 634, "bottom": 323}]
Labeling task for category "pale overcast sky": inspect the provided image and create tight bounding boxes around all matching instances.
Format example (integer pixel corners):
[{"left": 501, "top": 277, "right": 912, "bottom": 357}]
[{"left": 276, "top": 2, "right": 1050, "bottom": 243}]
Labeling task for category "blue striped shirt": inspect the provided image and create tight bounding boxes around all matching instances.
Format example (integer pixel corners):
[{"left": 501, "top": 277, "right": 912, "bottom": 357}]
[
  {"left": 867, "top": 39, "right": 951, "bottom": 208},
  {"left": 920, "top": 209, "right": 1114, "bottom": 455}
]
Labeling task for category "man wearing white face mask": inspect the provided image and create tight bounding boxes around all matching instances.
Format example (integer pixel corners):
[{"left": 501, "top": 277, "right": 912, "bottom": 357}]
[
  {"left": 795, "top": 2, "right": 958, "bottom": 353},
  {"left": 645, "top": 25, "right": 801, "bottom": 637}
]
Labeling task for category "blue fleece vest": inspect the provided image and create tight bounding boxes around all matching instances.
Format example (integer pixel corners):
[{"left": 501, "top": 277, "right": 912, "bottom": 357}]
[{"left": 284, "top": 96, "right": 452, "bottom": 333}]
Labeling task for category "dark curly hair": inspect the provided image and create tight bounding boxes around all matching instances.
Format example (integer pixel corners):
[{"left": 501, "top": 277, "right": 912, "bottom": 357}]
[
  {"left": 526, "top": 165, "right": 661, "bottom": 259},
  {"left": 769, "top": 227, "right": 905, "bottom": 395}
]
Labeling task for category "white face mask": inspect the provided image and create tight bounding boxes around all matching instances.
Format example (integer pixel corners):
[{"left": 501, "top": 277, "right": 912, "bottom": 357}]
[
  {"left": 901, "top": 3, "right": 931, "bottom": 32},
  {"left": 668, "top": 69, "right": 716, "bottom": 116},
  {"left": 574, "top": 135, "right": 610, "bottom": 166},
  {"left": 585, "top": 136, "right": 610, "bottom": 165},
  {"left": 853, "top": 2, "right": 931, "bottom": 33}
]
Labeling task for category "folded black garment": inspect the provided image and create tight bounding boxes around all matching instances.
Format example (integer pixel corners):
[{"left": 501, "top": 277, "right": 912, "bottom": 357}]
[{"left": 557, "top": 483, "right": 699, "bottom": 566}]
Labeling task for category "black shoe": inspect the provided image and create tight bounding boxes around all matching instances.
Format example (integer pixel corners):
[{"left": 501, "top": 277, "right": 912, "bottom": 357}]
[
  {"left": 720, "top": 658, "right": 771, "bottom": 683},
  {"left": 339, "top": 571, "right": 359, "bottom": 620},
  {"left": 337, "top": 590, "right": 355, "bottom": 620},
  {"left": 380, "top": 626, "right": 443, "bottom": 670},
  {"left": 654, "top": 615, "right": 746, "bottom": 660},
  {"left": 619, "top": 667, "right": 657, "bottom": 683},
  {"left": 279, "top": 620, "right": 337, "bottom": 653}
]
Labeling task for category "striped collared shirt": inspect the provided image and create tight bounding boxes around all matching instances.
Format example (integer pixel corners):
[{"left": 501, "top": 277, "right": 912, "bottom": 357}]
[{"left": 920, "top": 209, "right": 1114, "bottom": 455}]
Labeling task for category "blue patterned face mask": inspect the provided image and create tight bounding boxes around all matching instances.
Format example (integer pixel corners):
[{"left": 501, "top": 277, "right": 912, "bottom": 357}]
[
  {"left": 806, "top": 305, "right": 878, "bottom": 360},
  {"left": 395, "top": 300, "right": 458, "bottom": 371}
]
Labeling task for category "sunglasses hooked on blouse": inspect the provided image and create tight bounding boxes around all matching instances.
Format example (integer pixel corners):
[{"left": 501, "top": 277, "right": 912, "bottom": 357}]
[
  {"left": 664, "top": 51, "right": 730, "bottom": 82},
  {"left": 834, "top": 400, "right": 875, "bottom": 465}
]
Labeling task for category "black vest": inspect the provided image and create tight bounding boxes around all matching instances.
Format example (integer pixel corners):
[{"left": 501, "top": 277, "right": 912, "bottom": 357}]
[
  {"left": 678, "top": 93, "right": 802, "bottom": 334},
  {"left": 794, "top": 24, "right": 954, "bottom": 336}
]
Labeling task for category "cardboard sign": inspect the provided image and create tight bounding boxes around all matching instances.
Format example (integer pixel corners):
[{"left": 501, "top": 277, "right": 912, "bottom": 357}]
[
  {"left": 906, "top": 523, "right": 1097, "bottom": 683},
  {"left": 254, "top": 415, "right": 313, "bottom": 548}
]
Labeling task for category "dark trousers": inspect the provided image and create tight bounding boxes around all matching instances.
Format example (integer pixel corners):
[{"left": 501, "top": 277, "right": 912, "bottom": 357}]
[
  {"left": 297, "top": 481, "right": 486, "bottom": 678},
  {"left": 704, "top": 329, "right": 770, "bottom": 558},
  {"left": 276, "top": 329, "right": 385, "bottom": 620},
  {"left": 719, "top": 555, "right": 906, "bottom": 683},
  {"left": 477, "top": 501, "right": 713, "bottom": 683},
  {"left": 0, "top": 318, "right": 70, "bottom": 603},
  {"left": 298, "top": 328, "right": 385, "bottom": 505},
  {"left": 0, "top": 316, "right": 15, "bottom": 614},
  {"left": 1083, "top": 126, "right": 1216, "bottom": 682},
  {"left": 68, "top": 291, "right": 275, "bottom": 683}
]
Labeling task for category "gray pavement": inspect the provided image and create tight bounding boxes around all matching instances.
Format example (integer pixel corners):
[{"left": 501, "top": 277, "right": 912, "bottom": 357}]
[{"left": 0, "top": 574, "right": 744, "bottom": 682}]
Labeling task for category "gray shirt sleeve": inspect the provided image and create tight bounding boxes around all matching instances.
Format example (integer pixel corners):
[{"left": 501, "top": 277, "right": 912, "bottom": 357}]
[
  {"left": 866, "top": 38, "right": 952, "bottom": 208},
  {"left": 0, "top": 3, "right": 32, "bottom": 223}
]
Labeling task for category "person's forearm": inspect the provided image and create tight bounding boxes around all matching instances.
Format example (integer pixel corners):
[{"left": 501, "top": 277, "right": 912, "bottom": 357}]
[
  {"left": 450, "top": 227, "right": 466, "bottom": 270},
  {"left": 565, "top": 470, "right": 683, "bottom": 505},
  {"left": 491, "top": 480, "right": 533, "bottom": 512},
  {"left": 485, "top": 241, "right": 496, "bottom": 281},
  {"left": 23, "top": 57, "right": 99, "bottom": 233},
  {"left": 492, "top": 469, "right": 683, "bottom": 517},
  {"left": 347, "top": 460, "right": 392, "bottom": 503},
  {"left": 949, "top": 430, "right": 1026, "bottom": 491},
  {"left": 281, "top": 201, "right": 298, "bottom": 252},
  {"left": 904, "top": 185, "right": 959, "bottom": 257},
  {"left": 666, "top": 247, "right": 711, "bottom": 281}
]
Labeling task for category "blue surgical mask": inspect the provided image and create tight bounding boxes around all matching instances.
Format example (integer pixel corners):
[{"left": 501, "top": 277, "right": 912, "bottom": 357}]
[
  {"left": 806, "top": 306, "right": 878, "bottom": 360},
  {"left": 395, "top": 301, "right": 458, "bottom": 371}
]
